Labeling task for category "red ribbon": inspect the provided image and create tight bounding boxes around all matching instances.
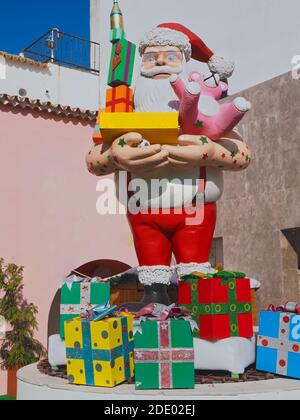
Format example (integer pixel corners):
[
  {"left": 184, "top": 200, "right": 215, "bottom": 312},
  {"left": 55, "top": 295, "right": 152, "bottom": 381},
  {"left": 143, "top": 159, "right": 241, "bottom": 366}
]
[
  {"left": 134, "top": 321, "right": 194, "bottom": 389},
  {"left": 106, "top": 87, "right": 133, "bottom": 112},
  {"left": 267, "top": 302, "right": 300, "bottom": 315},
  {"left": 70, "top": 270, "right": 110, "bottom": 283},
  {"left": 135, "top": 303, "right": 191, "bottom": 321}
]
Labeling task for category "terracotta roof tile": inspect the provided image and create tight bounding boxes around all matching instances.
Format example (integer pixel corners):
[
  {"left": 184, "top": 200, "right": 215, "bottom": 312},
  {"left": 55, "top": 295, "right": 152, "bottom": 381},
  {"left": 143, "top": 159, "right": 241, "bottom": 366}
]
[
  {"left": 0, "top": 93, "right": 97, "bottom": 121},
  {"left": 0, "top": 51, "right": 49, "bottom": 69}
]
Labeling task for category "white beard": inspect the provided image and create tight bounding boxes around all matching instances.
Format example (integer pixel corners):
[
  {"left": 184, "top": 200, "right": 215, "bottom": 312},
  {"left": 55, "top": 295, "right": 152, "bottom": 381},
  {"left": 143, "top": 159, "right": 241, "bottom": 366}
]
[{"left": 134, "top": 74, "right": 181, "bottom": 113}]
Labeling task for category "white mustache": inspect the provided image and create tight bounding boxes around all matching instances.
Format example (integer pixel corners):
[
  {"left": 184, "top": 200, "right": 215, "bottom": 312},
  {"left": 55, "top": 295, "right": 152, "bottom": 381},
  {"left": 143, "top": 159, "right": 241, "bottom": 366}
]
[{"left": 141, "top": 64, "right": 183, "bottom": 78}]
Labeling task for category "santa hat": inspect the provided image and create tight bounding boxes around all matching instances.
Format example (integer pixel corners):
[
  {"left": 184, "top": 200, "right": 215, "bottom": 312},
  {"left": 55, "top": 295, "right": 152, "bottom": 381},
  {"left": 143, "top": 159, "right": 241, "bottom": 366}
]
[{"left": 139, "top": 23, "right": 235, "bottom": 79}]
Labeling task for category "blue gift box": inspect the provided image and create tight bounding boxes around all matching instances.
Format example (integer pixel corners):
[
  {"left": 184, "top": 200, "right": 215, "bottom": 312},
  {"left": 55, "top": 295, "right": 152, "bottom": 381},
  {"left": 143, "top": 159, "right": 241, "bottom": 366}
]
[{"left": 257, "top": 311, "right": 300, "bottom": 379}]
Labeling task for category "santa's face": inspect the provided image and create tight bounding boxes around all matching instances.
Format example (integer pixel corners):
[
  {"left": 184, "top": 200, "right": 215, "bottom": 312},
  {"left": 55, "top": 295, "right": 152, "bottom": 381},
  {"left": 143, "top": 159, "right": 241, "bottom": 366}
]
[
  {"left": 135, "top": 45, "right": 186, "bottom": 113},
  {"left": 141, "top": 45, "right": 184, "bottom": 79}
]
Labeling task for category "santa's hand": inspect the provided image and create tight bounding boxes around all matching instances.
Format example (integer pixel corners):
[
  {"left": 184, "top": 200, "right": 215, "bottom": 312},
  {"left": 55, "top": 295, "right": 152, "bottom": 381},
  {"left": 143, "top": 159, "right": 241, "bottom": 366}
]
[
  {"left": 162, "top": 134, "right": 215, "bottom": 168},
  {"left": 111, "top": 132, "right": 169, "bottom": 173}
]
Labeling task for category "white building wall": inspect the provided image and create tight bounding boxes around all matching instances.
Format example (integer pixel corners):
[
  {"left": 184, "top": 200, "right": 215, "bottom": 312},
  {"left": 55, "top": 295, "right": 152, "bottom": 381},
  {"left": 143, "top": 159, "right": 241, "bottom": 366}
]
[
  {"left": 0, "top": 59, "right": 100, "bottom": 110},
  {"left": 91, "top": 0, "right": 300, "bottom": 105},
  {"left": 0, "top": 56, "right": 6, "bottom": 80}
]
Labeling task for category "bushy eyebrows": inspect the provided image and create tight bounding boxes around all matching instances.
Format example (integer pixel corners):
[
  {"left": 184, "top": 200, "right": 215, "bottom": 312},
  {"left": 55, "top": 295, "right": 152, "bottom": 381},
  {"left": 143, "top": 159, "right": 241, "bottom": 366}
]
[{"left": 144, "top": 48, "right": 181, "bottom": 54}]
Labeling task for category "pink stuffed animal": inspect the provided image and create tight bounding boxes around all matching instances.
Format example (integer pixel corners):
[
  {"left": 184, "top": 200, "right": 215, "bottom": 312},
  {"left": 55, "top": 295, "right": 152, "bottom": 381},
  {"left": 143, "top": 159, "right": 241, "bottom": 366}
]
[{"left": 170, "top": 72, "right": 251, "bottom": 141}]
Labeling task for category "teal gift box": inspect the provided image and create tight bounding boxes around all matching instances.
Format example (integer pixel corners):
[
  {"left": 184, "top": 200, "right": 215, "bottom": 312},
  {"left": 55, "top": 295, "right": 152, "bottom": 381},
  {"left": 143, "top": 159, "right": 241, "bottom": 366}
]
[{"left": 60, "top": 275, "right": 110, "bottom": 339}]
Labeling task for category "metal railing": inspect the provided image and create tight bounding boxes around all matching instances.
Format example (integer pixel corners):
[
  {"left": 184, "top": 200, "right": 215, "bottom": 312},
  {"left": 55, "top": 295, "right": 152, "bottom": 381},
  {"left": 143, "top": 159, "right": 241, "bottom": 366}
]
[{"left": 22, "top": 29, "right": 100, "bottom": 74}]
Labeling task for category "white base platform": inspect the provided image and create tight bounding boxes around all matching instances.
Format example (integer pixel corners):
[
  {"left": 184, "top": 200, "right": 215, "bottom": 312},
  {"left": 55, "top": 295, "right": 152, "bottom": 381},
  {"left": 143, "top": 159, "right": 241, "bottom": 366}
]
[
  {"left": 17, "top": 364, "right": 300, "bottom": 400},
  {"left": 48, "top": 334, "right": 256, "bottom": 375}
]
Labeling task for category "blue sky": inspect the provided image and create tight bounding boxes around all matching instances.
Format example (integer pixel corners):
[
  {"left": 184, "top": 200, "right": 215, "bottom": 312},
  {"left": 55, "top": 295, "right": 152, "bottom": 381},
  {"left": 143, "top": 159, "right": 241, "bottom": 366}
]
[{"left": 0, "top": 0, "right": 90, "bottom": 55}]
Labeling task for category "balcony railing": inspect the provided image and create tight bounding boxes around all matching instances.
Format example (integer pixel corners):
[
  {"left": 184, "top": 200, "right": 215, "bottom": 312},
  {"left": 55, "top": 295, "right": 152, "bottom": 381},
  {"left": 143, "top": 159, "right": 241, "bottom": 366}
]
[{"left": 22, "top": 29, "right": 100, "bottom": 74}]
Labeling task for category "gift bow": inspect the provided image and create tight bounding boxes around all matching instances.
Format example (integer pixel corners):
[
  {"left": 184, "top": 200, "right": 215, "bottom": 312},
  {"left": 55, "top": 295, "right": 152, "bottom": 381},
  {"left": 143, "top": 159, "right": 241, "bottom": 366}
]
[
  {"left": 180, "top": 270, "right": 246, "bottom": 282},
  {"left": 268, "top": 302, "right": 300, "bottom": 315},
  {"left": 80, "top": 303, "right": 118, "bottom": 322},
  {"left": 212, "top": 271, "right": 246, "bottom": 279},
  {"left": 62, "top": 274, "right": 109, "bottom": 291},
  {"left": 63, "top": 275, "right": 87, "bottom": 291},
  {"left": 135, "top": 303, "right": 191, "bottom": 321}
]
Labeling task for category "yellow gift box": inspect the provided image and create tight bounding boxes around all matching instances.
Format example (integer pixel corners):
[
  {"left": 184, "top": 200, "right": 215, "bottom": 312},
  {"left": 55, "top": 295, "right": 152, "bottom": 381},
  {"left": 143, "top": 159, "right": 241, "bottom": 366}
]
[
  {"left": 65, "top": 312, "right": 134, "bottom": 387},
  {"left": 99, "top": 112, "right": 179, "bottom": 145}
]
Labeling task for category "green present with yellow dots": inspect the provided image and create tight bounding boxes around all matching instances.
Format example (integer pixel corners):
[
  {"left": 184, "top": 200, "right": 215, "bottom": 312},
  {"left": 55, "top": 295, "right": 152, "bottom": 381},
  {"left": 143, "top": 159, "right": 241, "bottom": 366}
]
[
  {"left": 65, "top": 312, "right": 134, "bottom": 387},
  {"left": 178, "top": 272, "right": 254, "bottom": 340}
]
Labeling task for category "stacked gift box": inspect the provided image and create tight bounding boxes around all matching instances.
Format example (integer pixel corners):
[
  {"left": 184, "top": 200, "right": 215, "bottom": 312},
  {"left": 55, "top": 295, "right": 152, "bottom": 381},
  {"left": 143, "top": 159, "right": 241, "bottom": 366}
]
[
  {"left": 92, "top": 0, "right": 179, "bottom": 147},
  {"left": 60, "top": 275, "right": 196, "bottom": 389},
  {"left": 65, "top": 308, "right": 135, "bottom": 387},
  {"left": 60, "top": 274, "right": 136, "bottom": 387},
  {"left": 60, "top": 275, "right": 110, "bottom": 339},
  {"left": 92, "top": 0, "right": 136, "bottom": 147},
  {"left": 105, "top": 86, "right": 134, "bottom": 113}
]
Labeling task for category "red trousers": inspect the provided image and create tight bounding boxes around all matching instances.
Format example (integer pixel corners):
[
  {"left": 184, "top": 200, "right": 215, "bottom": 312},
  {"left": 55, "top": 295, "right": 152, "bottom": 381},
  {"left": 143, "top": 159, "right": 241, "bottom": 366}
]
[{"left": 127, "top": 203, "right": 217, "bottom": 266}]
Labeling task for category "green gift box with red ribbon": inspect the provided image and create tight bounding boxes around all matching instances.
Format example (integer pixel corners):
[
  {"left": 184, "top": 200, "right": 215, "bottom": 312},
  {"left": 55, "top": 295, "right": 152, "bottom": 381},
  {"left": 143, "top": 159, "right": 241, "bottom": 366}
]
[
  {"left": 178, "top": 271, "right": 254, "bottom": 340},
  {"left": 134, "top": 319, "right": 195, "bottom": 390}
]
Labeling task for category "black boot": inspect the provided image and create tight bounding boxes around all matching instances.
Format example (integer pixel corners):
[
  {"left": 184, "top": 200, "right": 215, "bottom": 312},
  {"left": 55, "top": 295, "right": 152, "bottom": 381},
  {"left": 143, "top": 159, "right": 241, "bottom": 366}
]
[{"left": 121, "top": 284, "right": 171, "bottom": 312}]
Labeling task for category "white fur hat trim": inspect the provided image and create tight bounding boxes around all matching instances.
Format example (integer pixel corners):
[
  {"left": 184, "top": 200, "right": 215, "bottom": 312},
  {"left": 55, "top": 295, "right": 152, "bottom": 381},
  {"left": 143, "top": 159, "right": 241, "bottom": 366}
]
[{"left": 139, "top": 27, "right": 192, "bottom": 61}]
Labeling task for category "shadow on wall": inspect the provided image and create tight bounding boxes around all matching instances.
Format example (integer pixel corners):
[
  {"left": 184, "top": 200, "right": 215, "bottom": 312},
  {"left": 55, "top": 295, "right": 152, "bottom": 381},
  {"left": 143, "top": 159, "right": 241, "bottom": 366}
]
[
  {"left": 282, "top": 228, "right": 300, "bottom": 299},
  {"left": 5, "top": 59, "right": 51, "bottom": 75},
  {"left": 282, "top": 228, "right": 300, "bottom": 269}
]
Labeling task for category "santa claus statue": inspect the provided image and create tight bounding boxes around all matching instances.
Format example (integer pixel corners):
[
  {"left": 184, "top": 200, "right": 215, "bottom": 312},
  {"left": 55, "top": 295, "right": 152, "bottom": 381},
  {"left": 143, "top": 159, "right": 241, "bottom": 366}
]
[{"left": 86, "top": 23, "right": 251, "bottom": 306}]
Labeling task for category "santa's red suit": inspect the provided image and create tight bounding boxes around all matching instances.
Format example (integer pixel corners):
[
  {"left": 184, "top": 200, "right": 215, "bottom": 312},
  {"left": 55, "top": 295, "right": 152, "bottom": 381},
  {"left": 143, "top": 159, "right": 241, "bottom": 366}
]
[
  {"left": 126, "top": 164, "right": 223, "bottom": 285},
  {"left": 124, "top": 23, "right": 232, "bottom": 286}
]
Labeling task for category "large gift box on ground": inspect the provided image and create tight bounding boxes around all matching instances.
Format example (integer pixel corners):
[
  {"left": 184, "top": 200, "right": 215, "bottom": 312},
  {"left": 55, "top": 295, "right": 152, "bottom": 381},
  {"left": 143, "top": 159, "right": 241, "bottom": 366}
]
[
  {"left": 65, "top": 312, "right": 134, "bottom": 387},
  {"left": 178, "top": 272, "right": 253, "bottom": 340},
  {"left": 60, "top": 275, "right": 110, "bottom": 339},
  {"left": 257, "top": 310, "right": 300, "bottom": 379},
  {"left": 134, "top": 319, "right": 195, "bottom": 390}
]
